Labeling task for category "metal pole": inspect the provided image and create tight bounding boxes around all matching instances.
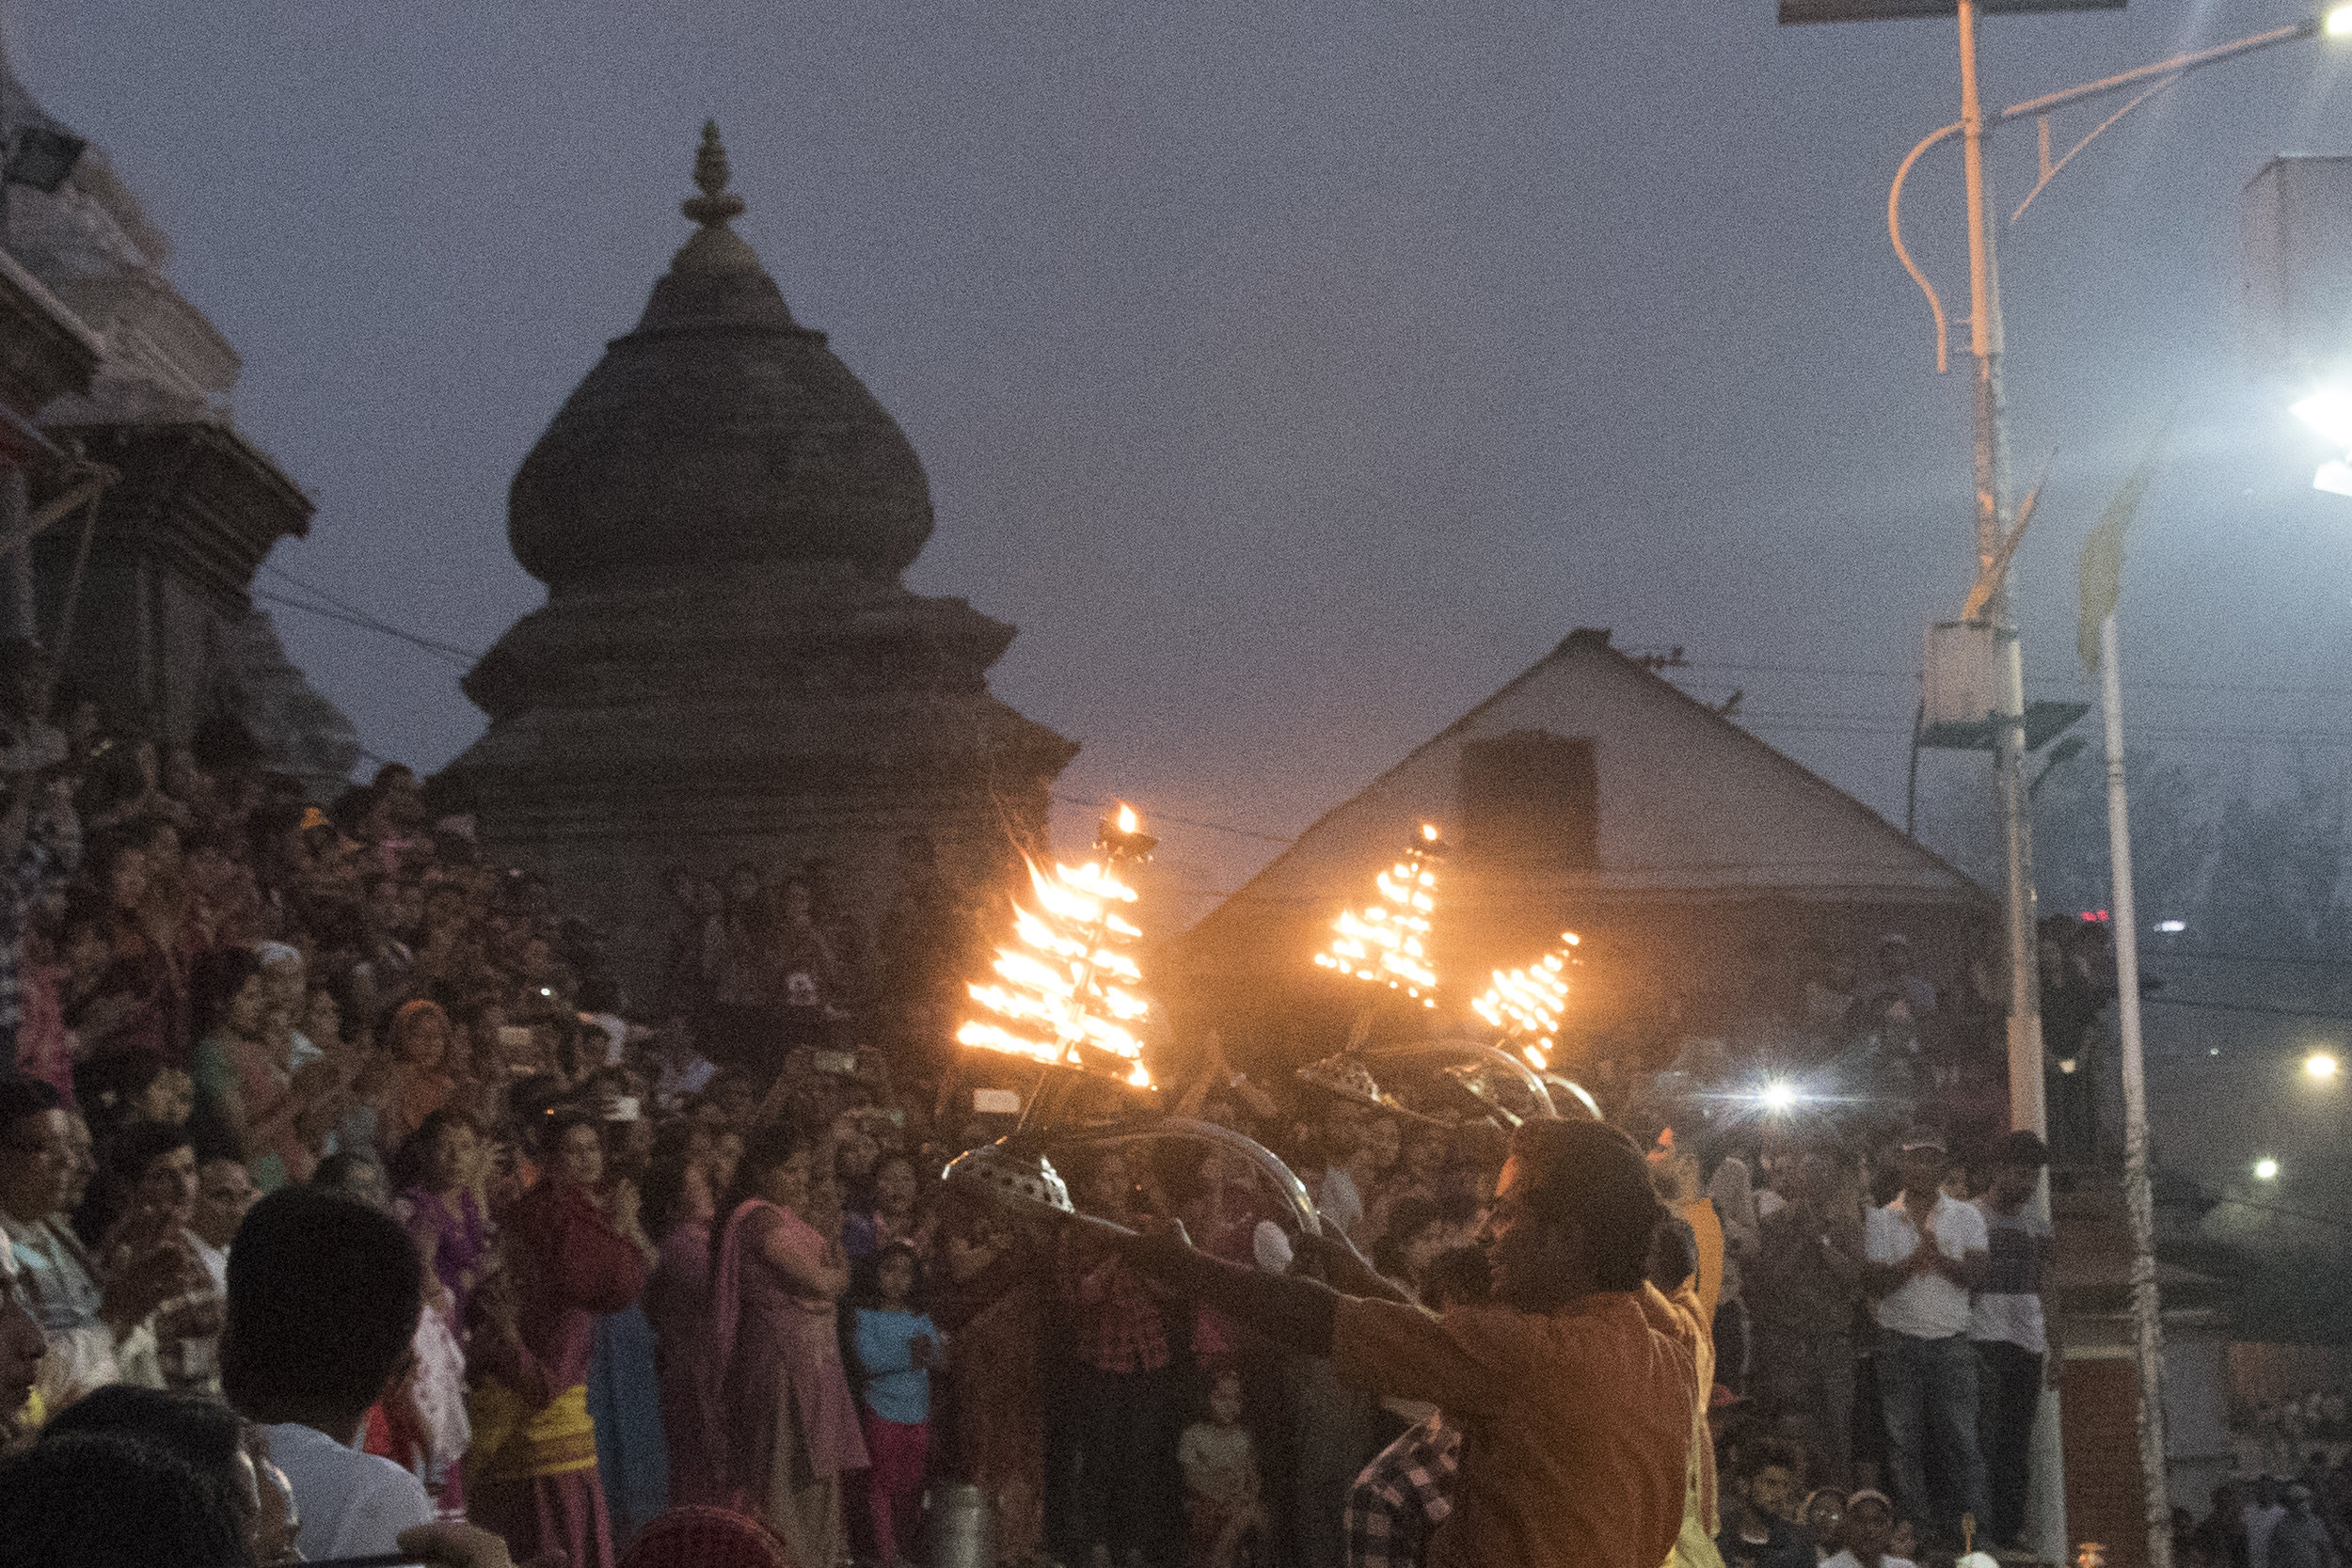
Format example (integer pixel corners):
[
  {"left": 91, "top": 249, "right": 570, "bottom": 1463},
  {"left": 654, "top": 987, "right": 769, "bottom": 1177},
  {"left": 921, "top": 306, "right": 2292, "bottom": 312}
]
[
  {"left": 1958, "top": 6, "right": 2065, "bottom": 1554},
  {"left": 2099, "top": 610, "right": 2171, "bottom": 1568}
]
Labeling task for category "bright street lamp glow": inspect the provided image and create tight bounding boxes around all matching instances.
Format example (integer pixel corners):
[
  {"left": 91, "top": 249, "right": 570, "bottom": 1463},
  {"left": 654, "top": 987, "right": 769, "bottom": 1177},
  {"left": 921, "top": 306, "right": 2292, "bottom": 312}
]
[
  {"left": 1759, "top": 1080, "right": 1799, "bottom": 1113},
  {"left": 2307, "top": 1051, "right": 2341, "bottom": 1080},
  {"left": 2254, "top": 1157, "right": 2280, "bottom": 1181},
  {"left": 2155, "top": 919, "right": 2185, "bottom": 934},
  {"left": 2295, "top": 388, "right": 2352, "bottom": 447},
  {"left": 2327, "top": 4, "right": 2352, "bottom": 38}
]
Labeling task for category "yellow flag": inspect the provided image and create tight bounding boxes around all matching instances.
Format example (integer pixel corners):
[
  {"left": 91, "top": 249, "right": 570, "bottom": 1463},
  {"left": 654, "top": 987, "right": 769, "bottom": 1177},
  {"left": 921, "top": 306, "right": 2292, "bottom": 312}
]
[{"left": 2076, "top": 417, "right": 2172, "bottom": 671}]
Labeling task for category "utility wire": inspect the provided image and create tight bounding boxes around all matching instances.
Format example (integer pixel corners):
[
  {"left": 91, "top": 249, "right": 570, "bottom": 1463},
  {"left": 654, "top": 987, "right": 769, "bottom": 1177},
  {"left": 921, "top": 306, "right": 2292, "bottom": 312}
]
[
  {"left": 254, "top": 590, "right": 478, "bottom": 669},
  {"left": 261, "top": 563, "right": 487, "bottom": 662}
]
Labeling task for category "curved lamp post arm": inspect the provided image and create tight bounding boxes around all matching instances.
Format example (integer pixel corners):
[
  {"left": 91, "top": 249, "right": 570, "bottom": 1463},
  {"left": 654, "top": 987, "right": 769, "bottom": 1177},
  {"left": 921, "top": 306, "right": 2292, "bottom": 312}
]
[
  {"left": 1887, "top": 15, "right": 2328, "bottom": 371},
  {"left": 1890, "top": 119, "right": 1963, "bottom": 373}
]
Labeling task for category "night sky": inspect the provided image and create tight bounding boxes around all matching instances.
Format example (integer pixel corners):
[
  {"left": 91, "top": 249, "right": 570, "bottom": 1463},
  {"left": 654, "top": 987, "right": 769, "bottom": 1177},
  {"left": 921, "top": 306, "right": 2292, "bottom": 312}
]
[{"left": 16, "top": 1, "right": 2352, "bottom": 1186}]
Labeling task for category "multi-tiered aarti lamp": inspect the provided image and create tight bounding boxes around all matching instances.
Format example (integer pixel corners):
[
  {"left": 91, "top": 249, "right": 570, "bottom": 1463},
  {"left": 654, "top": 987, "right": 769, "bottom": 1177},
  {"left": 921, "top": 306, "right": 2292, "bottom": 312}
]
[
  {"left": 946, "top": 802, "right": 1327, "bottom": 1243},
  {"left": 1312, "top": 822, "right": 1445, "bottom": 1007},
  {"left": 1472, "top": 931, "right": 1579, "bottom": 1072},
  {"left": 956, "top": 804, "right": 1158, "bottom": 1091}
]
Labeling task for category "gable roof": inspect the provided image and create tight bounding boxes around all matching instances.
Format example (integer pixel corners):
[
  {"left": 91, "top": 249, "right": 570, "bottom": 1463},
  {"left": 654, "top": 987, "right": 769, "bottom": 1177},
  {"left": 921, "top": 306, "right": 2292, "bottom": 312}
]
[{"left": 1184, "top": 627, "right": 1984, "bottom": 960}]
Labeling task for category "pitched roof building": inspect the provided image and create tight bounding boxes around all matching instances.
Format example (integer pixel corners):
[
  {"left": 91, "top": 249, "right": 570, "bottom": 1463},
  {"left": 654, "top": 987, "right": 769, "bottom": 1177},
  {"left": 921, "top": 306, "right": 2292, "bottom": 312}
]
[{"left": 1171, "top": 627, "right": 1994, "bottom": 1068}]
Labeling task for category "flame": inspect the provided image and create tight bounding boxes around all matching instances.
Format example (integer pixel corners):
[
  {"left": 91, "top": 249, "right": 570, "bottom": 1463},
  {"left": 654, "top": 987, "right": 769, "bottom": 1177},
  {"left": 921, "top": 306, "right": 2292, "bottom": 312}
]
[
  {"left": 1315, "top": 828, "right": 1443, "bottom": 1006},
  {"left": 958, "top": 816, "right": 1155, "bottom": 1087},
  {"left": 1474, "top": 932, "right": 1575, "bottom": 1060}
]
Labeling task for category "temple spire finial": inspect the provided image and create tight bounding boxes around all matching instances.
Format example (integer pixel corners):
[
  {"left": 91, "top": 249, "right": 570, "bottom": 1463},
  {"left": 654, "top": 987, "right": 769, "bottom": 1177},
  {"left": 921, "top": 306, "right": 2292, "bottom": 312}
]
[{"left": 681, "top": 120, "right": 746, "bottom": 229}]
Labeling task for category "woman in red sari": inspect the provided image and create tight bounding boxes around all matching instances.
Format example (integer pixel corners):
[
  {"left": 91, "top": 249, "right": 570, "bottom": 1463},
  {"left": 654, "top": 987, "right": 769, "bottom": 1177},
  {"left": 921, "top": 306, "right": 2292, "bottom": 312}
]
[{"left": 469, "top": 1109, "right": 646, "bottom": 1568}]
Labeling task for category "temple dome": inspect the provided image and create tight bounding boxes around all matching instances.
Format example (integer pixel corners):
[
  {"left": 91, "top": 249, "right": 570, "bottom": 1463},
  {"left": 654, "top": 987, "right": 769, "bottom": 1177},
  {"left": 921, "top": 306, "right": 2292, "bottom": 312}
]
[{"left": 508, "top": 123, "right": 933, "bottom": 589}]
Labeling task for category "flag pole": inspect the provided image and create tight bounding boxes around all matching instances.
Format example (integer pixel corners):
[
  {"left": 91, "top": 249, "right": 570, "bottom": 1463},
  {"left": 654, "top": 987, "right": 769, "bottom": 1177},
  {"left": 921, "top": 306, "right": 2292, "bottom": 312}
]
[{"left": 2098, "top": 607, "right": 2171, "bottom": 1568}]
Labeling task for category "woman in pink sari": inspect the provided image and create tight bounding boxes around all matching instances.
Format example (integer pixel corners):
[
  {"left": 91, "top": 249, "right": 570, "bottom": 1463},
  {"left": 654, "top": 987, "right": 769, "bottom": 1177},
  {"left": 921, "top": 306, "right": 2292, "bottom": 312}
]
[
  {"left": 713, "top": 1121, "right": 867, "bottom": 1567},
  {"left": 469, "top": 1109, "right": 646, "bottom": 1568}
]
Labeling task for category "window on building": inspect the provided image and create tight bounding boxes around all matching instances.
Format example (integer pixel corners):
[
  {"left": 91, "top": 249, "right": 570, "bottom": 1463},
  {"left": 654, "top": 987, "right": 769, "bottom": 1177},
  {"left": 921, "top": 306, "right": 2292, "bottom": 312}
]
[{"left": 1458, "top": 730, "right": 1598, "bottom": 869}]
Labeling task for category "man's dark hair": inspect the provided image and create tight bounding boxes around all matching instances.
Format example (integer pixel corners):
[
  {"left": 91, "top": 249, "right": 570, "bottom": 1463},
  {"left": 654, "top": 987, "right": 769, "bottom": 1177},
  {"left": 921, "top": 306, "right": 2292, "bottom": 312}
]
[
  {"left": 42, "top": 1385, "right": 249, "bottom": 1522},
  {"left": 1995, "top": 1129, "right": 2049, "bottom": 1169},
  {"left": 1510, "top": 1119, "right": 1666, "bottom": 1292},
  {"left": 0, "top": 1430, "right": 253, "bottom": 1568},
  {"left": 0, "top": 1072, "right": 60, "bottom": 1140},
  {"left": 106, "top": 1120, "right": 194, "bottom": 1186},
  {"left": 222, "top": 1186, "right": 421, "bottom": 1423},
  {"left": 310, "top": 1150, "right": 387, "bottom": 1204}
]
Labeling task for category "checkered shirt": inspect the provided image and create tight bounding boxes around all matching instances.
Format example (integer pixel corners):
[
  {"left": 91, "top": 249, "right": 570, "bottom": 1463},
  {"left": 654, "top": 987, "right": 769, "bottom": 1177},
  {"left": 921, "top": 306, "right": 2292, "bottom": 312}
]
[
  {"left": 1343, "top": 1413, "right": 1461, "bottom": 1568},
  {"left": 1059, "top": 1237, "right": 1170, "bottom": 1374}
]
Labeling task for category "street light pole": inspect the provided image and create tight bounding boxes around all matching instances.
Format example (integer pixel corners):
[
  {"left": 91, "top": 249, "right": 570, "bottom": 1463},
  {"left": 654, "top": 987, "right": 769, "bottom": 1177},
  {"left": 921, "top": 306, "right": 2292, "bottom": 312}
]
[
  {"left": 1954, "top": 0, "right": 2051, "bottom": 1171},
  {"left": 1955, "top": 14, "right": 2067, "bottom": 1557}
]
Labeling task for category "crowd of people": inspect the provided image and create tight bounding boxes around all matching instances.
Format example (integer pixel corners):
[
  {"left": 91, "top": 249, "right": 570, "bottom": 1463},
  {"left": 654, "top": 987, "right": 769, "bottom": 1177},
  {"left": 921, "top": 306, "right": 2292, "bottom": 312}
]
[{"left": 1, "top": 669, "right": 2346, "bottom": 1568}]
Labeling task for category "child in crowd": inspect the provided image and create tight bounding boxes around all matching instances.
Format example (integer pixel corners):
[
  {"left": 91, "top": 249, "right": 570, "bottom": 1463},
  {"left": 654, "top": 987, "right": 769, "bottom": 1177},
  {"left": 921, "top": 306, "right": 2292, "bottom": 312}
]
[
  {"left": 1822, "top": 1490, "right": 1915, "bottom": 1568},
  {"left": 1804, "top": 1489, "right": 1850, "bottom": 1561},
  {"left": 1180, "top": 1366, "right": 1267, "bottom": 1568},
  {"left": 850, "top": 1240, "right": 941, "bottom": 1568}
]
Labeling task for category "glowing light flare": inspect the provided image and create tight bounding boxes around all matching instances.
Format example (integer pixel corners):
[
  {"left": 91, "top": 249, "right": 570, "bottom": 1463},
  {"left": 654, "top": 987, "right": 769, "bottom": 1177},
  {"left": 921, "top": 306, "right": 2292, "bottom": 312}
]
[
  {"left": 960, "top": 818, "right": 1156, "bottom": 1086},
  {"left": 2254, "top": 1156, "right": 2280, "bottom": 1181},
  {"left": 1758, "top": 1081, "right": 1800, "bottom": 1114},
  {"left": 2330, "top": 4, "right": 2352, "bottom": 38},
  {"left": 2307, "top": 1051, "right": 2340, "bottom": 1081}
]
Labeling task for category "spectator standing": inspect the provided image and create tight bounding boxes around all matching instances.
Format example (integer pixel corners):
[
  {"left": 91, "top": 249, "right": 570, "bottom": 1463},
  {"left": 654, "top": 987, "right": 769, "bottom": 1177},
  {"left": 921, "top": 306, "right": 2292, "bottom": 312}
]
[
  {"left": 711, "top": 1120, "right": 867, "bottom": 1568},
  {"left": 641, "top": 1125, "right": 724, "bottom": 1507},
  {"left": 2249, "top": 1477, "right": 2289, "bottom": 1568},
  {"left": 1341, "top": 1243, "right": 1491, "bottom": 1568},
  {"left": 1971, "top": 1129, "right": 2059, "bottom": 1549},
  {"left": 1861, "top": 1130, "right": 1991, "bottom": 1546},
  {"left": 393, "top": 1109, "right": 491, "bottom": 1329},
  {"left": 849, "top": 1239, "right": 942, "bottom": 1568},
  {"left": 935, "top": 1198, "right": 1048, "bottom": 1561},
  {"left": 1056, "top": 1148, "right": 1185, "bottom": 1568},
  {"left": 469, "top": 1109, "right": 647, "bottom": 1568},
  {"left": 1749, "top": 1143, "right": 1866, "bottom": 1483}
]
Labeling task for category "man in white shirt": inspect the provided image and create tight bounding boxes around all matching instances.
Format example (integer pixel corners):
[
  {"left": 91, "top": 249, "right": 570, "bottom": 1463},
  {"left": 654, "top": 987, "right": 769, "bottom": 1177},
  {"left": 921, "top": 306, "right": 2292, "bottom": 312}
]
[
  {"left": 1970, "top": 1130, "right": 2059, "bottom": 1549},
  {"left": 223, "top": 1185, "right": 436, "bottom": 1560},
  {"left": 1861, "top": 1129, "right": 1990, "bottom": 1547}
]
